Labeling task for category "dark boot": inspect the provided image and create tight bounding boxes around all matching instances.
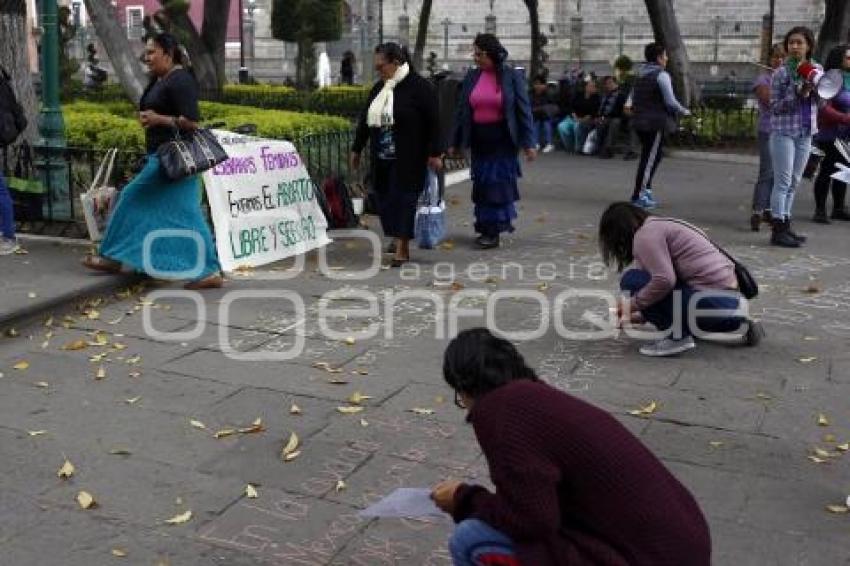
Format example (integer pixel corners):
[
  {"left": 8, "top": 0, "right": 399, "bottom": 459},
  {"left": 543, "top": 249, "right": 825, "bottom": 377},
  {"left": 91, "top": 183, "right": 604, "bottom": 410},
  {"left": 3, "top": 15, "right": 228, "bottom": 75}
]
[
  {"left": 750, "top": 212, "right": 761, "bottom": 232},
  {"left": 762, "top": 210, "right": 773, "bottom": 223},
  {"left": 771, "top": 219, "right": 800, "bottom": 248},
  {"left": 813, "top": 209, "right": 831, "bottom": 224},
  {"left": 831, "top": 207, "right": 850, "bottom": 220},
  {"left": 785, "top": 219, "right": 807, "bottom": 243},
  {"left": 476, "top": 234, "right": 500, "bottom": 249}
]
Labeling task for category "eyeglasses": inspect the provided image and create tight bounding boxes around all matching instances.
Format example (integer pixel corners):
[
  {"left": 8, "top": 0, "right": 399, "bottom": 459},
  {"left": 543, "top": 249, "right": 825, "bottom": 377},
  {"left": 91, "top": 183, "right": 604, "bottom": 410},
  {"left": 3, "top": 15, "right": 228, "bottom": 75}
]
[{"left": 454, "top": 390, "right": 467, "bottom": 409}]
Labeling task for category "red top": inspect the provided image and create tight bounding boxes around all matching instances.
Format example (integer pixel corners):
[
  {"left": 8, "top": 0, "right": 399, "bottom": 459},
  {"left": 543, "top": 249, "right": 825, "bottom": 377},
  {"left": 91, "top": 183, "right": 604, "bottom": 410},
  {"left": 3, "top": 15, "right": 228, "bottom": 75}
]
[
  {"left": 470, "top": 70, "right": 505, "bottom": 124},
  {"left": 453, "top": 380, "right": 711, "bottom": 565}
]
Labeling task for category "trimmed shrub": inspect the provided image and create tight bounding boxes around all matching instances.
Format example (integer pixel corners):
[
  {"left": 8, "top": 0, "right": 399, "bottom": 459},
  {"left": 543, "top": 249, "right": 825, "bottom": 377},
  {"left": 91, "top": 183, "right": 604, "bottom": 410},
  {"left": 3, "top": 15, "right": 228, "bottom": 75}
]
[{"left": 63, "top": 100, "right": 351, "bottom": 152}]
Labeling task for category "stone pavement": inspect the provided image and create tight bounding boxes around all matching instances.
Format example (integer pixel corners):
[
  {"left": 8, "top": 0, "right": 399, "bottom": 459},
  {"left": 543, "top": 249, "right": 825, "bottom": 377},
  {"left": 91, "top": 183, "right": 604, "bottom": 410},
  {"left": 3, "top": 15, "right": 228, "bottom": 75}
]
[{"left": 0, "top": 152, "right": 849, "bottom": 565}]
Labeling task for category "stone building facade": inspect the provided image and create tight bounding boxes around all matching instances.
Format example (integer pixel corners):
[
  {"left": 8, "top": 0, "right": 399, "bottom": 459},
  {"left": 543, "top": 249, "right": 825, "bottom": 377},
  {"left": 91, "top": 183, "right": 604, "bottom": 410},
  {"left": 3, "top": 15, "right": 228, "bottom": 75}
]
[{"left": 241, "top": 0, "right": 823, "bottom": 83}]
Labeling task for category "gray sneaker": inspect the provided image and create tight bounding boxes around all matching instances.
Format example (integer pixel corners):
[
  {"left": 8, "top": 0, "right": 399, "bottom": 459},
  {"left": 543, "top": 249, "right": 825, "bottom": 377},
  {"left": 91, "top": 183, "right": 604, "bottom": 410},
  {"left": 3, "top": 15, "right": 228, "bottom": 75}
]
[
  {"left": 639, "top": 335, "right": 696, "bottom": 357},
  {"left": 0, "top": 238, "right": 18, "bottom": 256}
]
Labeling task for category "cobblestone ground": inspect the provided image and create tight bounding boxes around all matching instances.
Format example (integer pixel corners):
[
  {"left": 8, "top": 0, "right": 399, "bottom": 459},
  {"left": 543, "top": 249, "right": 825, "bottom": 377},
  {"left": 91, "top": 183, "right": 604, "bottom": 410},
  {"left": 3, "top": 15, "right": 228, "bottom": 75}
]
[{"left": 0, "top": 153, "right": 848, "bottom": 565}]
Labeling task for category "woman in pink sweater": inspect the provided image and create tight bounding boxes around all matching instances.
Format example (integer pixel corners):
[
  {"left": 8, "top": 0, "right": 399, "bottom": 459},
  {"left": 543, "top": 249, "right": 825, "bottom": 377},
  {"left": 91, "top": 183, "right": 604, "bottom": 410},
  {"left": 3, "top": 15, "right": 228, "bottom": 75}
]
[
  {"left": 449, "top": 34, "right": 536, "bottom": 249},
  {"left": 598, "top": 202, "right": 764, "bottom": 357}
]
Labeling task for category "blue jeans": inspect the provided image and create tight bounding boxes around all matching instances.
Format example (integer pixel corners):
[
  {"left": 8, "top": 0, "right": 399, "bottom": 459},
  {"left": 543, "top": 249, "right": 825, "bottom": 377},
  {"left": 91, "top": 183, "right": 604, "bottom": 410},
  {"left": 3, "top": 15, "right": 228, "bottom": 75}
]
[
  {"left": 769, "top": 132, "right": 811, "bottom": 220},
  {"left": 620, "top": 269, "right": 744, "bottom": 339},
  {"left": 0, "top": 172, "right": 15, "bottom": 239},
  {"left": 449, "top": 519, "right": 517, "bottom": 566},
  {"left": 558, "top": 118, "right": 594, "bottom": 152},
  {"left": 534, "top": 118, "right": 553, "bottom": 146},
  {"left": 752, "top": 131, "right": 773, "bottom": 213}
]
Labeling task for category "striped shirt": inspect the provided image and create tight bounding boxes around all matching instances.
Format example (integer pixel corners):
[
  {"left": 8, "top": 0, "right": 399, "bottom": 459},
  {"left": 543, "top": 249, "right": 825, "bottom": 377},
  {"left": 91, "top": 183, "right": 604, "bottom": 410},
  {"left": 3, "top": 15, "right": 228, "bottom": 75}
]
[{"left": 770, "top": 64, "right": 819, "bottom": 137}]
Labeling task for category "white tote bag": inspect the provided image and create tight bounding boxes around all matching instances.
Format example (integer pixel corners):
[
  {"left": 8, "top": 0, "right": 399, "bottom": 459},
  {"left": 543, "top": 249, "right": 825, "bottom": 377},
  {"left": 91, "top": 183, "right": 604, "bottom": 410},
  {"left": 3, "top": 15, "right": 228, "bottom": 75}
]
[{"left": 80, "top": 148, "right": 118, "bottom": 242}]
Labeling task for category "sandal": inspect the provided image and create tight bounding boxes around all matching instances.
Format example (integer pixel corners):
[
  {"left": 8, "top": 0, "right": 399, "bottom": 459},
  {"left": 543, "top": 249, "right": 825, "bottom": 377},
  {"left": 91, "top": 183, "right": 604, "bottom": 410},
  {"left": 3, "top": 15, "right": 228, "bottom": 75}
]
[
  {"left": 82, "top": 254, "right": 122, "bottom": 274},
  {"left": 184, "top": 273, "right": 224, "bottom": 290}
]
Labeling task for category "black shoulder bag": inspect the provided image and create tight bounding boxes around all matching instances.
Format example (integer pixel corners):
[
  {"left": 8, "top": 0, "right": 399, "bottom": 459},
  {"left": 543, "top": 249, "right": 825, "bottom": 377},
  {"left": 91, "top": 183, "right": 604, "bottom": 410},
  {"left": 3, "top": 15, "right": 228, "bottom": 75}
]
[
  {"left": 157, "top": 127, "right": 228, "bottom": 181},
  {"left": 662, "top": 218, "right": 759, "bottom": 299}
]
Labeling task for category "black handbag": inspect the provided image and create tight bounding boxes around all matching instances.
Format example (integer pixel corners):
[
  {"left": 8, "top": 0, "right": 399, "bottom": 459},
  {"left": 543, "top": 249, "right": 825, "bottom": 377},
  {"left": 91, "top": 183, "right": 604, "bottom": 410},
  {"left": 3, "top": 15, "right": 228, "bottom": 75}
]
[
  {"left": 157, "top": 128, "right": 228, "bottom": 181},
  {"left": 663, "top": 218, "right": 759, "bottom": 299}
]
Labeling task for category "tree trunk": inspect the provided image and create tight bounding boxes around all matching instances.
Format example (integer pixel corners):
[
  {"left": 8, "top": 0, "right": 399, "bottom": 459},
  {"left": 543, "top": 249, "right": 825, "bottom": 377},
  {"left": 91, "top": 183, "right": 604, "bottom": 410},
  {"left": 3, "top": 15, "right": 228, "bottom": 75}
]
[
  {"left": 154, "top": 4, "right": 220, "bottom": 95},
  {"left": 816, "top": 0, "right": 850, "bottom": 62},
  {"left": 0, "top": 0, "right": 38, "bottom": 144},
  {"left": 412, "top": 0, "right": 433, "bottom": 71},
  {"left": 201, "top": 0, "right": 232, "bottom": 90},
  {"left": 296, "top": 31, "right": 316, "bottom": 89},
  {"left": 525, "top": 0, "right": 542, "bottom": 78},
  {"left": 644, "top": 0, "right": 693, "bottom": 106},
  {"left": 83, "top": 0, "right": 147, "bottom": 104}
]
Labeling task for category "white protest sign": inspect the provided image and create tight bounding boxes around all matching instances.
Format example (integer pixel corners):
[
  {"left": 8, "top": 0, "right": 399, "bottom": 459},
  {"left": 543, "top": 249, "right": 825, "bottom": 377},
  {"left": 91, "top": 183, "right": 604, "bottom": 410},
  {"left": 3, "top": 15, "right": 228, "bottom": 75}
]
[{"left": 203, "top": 131, "right": 331, "bottom": 272}]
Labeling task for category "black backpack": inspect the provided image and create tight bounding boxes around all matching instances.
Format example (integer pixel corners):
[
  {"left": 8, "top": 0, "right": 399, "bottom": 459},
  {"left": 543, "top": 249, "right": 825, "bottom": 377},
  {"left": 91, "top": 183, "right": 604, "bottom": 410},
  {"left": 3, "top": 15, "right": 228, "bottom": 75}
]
[{"left": 0, "top": 67, "right": 27, "bottom": 147}]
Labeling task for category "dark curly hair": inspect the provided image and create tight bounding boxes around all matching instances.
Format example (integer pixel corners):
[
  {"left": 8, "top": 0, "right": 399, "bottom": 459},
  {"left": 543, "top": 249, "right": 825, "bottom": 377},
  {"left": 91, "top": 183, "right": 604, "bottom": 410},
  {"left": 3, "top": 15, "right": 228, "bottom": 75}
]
[
  {"left": 783, "top": 26, "right": 815, "bottom": 60},
  {"left": 443, "top": 328, "right": 537, "bottom": 399},
  {"left": 598, "top": 202, "right": 651, "bottom": 272},
  {"left": 375, "top": 42, "right": 413, "bottom": 71},
  {"left": 474, "top": 33, "right": 508, "bottom": 67},
  {"left": 824, "top": 43, "right": 850, "bottom": 72}
]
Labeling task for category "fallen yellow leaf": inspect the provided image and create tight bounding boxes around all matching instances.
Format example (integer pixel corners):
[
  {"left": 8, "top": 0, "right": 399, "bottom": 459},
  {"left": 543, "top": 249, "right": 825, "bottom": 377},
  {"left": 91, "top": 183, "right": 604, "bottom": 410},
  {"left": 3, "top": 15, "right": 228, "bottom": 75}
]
[
  {"left": 797, "top": 356, "right": 817, "bottom": 363},
  {"left": 814, "top": 447, "right": 832, "bottom": 458},
  {"left": 164, "top": 510, "right": 192, "bottom": 525},
  {"left": 13, "top": 361, "right": 30, "bottom": 370},
  {"left": 290, "top": 403, "right": 302, "bottom": 415},
  {"left": 214, "top": 429, "right": 237, "bottom": 439},
  {"left": 109, "top": 448, "right": 132, "bottom": 456},
  {"left": 347, "top": 391, "right": 372, "bottom": 405},
  {"left": 128, "top": 371, "right": 142, "bottom": 379},
  {"left": 335, "top": 480, "right": 346, "bottom": 492},
  {"left": 112, "top": 343, "right": 127, "bottom": 351},
  {"left": 808, "top": 456, "right": 828, "bottom": 464},
  {"left": 281, "top": 432, "right": 300, "bottom": 461},
  {"left": 344, "top": 337, "right": 355, "bottom": 345},
  {"left": 245, "top": 485, "right": 258, "bottom": 499},
  {"left": 89, "top": 352, "right": 108, "bottom": 363},
  {"left": 126, "top": 355, "right": 141, "bottom": 365},
  {"left": 823, "top": 434, "right": 837, "bottom": 443},
  {"left": 629, "top": 400, "right": 659, "bottom": 416},
  {"left": 44, "top": 316, "right": 54, "bottom": 327},
  {"left": 34, "top": 381, "right": 49, "bottom": 389},
  {"left": 95, "top": 366, "right": 107, "bottom": 380},
  {"left": 336, "top": 406, "right": 364, "bottom": 414},
  {"left": 111, "top": 548, "right": 127, "bottom": 558},
  {"left": 76, "top": 491, "right": 96, "bottom": 509},
  {"left": 27, "top": 430, "right": 47, "bottom": 437},
  {"left": 327, "top": 377, "right": 349, "bottom": 385},
  {"left": 836, "top": 443, "right": 849, "bottom": 452},
  {"left": 86, "top": 310, "right": 101, "bottom": 320},
  {"left": 125, "top": 396, "right": 141, "bottom": 405},
  {"left": 238, "top": 418, "right": 265, "bottom": 434},
  {"left": 353, "top": 368, "right": 369, "bottom": 375},
  {"left": 189, "top": 419, "right": 207, "bottom": 430},
  {"left": 825, "top": 505, "right": 848, "bottom": 514},
  {"left": 61, "top": 340, "right": 88, "bottom": 351},
  {"left": 360, "top": 418, "right": 369, "bottom": 427},
  {"left": 709, "top": 441, "right": 725, "bottom": 448},
  {"left": 93, "top": 332, "right": 110, "bottom": 346},
  {"left": 817, "top": 413, "right": 830, "bottom": 426},
  {"left": 57, "top": 459, "right": 75, "bottom": 479},
  {"left": 410, "top": 407, "right": 435, "bottom": 416}
]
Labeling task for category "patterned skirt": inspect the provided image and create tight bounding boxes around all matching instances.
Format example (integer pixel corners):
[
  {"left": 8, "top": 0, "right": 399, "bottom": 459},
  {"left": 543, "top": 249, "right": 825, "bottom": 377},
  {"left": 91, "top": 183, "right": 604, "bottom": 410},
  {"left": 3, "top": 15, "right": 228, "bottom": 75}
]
[{"left": 470, "top": 121, "right": 521, "bottom": 237}]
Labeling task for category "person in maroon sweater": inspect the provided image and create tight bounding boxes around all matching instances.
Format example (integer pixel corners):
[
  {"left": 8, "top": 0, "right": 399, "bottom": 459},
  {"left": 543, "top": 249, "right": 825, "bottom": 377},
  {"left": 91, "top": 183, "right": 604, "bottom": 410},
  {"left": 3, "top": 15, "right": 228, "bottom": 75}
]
[{"left": 431, "top": 328, "right": 711, "bottom": 565}]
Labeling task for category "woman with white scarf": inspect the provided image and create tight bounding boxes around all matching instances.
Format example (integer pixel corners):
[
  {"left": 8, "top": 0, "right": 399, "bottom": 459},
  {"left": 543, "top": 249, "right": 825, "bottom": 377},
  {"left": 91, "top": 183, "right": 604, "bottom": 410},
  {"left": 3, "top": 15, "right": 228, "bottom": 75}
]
[{"left": 351, "top": 43, "right": 443, "bottom": 266}]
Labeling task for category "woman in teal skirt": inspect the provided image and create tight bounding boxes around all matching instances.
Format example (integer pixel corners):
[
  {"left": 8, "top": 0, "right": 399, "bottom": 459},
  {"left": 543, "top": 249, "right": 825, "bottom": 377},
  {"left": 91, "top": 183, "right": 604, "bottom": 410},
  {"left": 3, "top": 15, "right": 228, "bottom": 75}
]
[{"left": 83, "top": 33, "right": 222, "bottom": 289}]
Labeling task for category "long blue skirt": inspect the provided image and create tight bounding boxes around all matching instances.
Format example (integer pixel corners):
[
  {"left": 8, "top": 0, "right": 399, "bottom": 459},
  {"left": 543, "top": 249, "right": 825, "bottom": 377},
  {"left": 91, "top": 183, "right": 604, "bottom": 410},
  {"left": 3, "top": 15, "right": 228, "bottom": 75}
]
[
  {"left": 471, "top": 121, "right": 521, "bottom": 237},
  {"left": 100, "top": 155, "right": 220, "bottom": 280}
]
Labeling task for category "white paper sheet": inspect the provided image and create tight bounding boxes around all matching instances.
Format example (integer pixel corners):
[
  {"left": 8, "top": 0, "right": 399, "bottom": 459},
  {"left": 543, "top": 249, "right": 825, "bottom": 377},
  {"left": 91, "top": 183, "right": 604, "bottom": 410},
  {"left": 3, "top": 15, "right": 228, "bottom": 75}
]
[{"left": 358, "top": 488, "right": 445, "bottom": 518}]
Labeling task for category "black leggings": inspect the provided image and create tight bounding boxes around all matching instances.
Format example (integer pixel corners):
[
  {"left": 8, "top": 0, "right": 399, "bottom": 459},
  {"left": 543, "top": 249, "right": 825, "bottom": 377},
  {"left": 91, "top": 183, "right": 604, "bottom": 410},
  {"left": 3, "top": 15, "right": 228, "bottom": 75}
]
[
  {"left": 813, "top": 141, "right": 848, "bottom": 212},
  {"left": 633, "top": 130, "right": 665, "bottom": 199}
]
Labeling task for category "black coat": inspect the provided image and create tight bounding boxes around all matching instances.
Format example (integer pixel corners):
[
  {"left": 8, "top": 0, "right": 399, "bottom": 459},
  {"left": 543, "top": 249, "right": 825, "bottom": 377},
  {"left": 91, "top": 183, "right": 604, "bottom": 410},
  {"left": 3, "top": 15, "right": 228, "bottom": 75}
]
[{"left": 353, "top": 72, "right": 442, "bottom": 193}]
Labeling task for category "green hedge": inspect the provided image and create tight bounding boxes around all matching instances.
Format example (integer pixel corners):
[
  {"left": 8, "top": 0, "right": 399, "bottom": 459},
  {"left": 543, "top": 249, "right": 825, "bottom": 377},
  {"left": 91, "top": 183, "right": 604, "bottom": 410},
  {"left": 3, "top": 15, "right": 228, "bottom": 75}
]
[
  {"left": 220, "top": 84, "right": 370, "bottom": 118},
  {"left": 72, "top": 83, "right": 371, "bottom": 119},
  {"left": 63, "top": 100, "right": 351, "bottom": 152}
]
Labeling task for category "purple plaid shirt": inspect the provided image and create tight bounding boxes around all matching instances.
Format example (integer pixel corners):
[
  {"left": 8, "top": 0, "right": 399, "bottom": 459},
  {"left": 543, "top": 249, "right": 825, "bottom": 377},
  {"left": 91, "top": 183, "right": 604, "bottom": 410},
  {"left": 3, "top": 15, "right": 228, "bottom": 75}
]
[{"left": 770, "top": 64, "right": 819, "bottom": 137}]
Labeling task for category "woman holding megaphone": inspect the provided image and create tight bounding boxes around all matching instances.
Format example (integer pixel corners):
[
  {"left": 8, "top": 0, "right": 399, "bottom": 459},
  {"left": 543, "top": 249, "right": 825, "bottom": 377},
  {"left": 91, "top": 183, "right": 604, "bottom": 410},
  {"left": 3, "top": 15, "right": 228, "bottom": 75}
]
[
  {"left": 767, "top": 26, "right": 819, "bottom": 248},
  {"left": 812, "top": 44, "right": 850, "bottom": 224}
]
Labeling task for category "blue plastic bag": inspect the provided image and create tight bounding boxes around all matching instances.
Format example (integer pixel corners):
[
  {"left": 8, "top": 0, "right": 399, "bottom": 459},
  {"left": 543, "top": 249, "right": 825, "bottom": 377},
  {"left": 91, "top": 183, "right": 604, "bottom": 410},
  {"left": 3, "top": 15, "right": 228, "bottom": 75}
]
[{"left": 414, "top": 171, "right": 446, "bottom": 249}]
